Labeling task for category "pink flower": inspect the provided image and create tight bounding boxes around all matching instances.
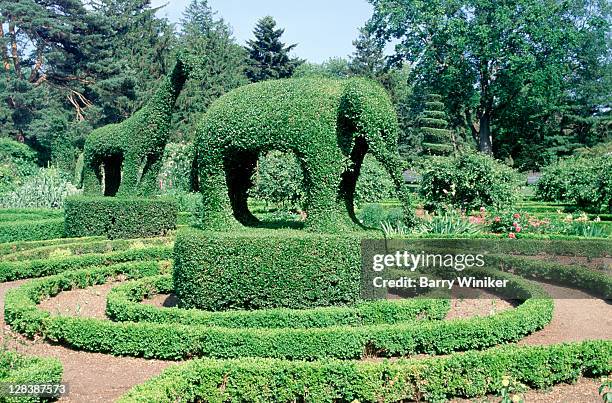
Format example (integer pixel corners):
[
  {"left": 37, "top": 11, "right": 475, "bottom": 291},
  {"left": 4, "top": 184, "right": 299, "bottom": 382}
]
[
  {"left": 480, "top": 207, "right": 486, "bottom": 212},
  {"left": 513, "top": 213, "right": 521, "bottom": 219},
  {"left": 514, "top": 225, "right": 522, "bottom": 233},
  {"left": 508, "top": 232, "right": 516, "bottom": 239},
  {"left": 494, "top": 216, "right": 501, "bottom": 222}
]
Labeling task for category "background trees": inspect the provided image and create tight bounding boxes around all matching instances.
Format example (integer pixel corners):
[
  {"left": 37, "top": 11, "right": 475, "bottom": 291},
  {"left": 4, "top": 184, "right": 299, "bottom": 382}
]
[{"left": 365, "top": 0, "right": 611, "bottom": 168}]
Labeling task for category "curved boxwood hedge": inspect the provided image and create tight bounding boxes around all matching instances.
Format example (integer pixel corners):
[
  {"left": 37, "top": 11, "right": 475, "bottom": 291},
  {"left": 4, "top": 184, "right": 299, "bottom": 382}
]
[
  {"left": 0, "top": 218, "right": 64, "bottom": 243},
  {"left": 173, "top": 227, "right": 364, "bottom": 310},
  {"left": 1, "top": 237, "right": 171, "bottom": 262},
  {"left": 0, "top": 236, "right": 104, "bottom": 256},
  {"left": 0, "top": 350, "right": 63, "bottom": 403},
  {"left": 106, "top": 274, "right": 449, "bottom": 328},
  {"left": 196, "top": 77, "right": 414, "bottom": 232},
  {"left": 64, "top": 197, "right": 178, "bottom": 239},
  {"left": 4, "top": 262, "right": 551, "bottom": 360},
  {"left": 118, "top": 340, "right": 611, "bottom": 403},
  {"left": 0, "top": 245, "right": 171, "bottom": 282}
]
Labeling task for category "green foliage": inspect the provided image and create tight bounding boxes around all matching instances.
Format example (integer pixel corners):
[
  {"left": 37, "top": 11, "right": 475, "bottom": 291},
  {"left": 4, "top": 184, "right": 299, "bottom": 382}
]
[
  {"left": 418, "top": 212, "right": 482, "bottom": 235},
  {"left": 173, "top": 227, "right": 362, "bottom": 310},
  {"left": 0, "top": 168, "right": 80, "bottom": 209},
  {"left": 118, "top": 340, "right": 612, "bottom": 402},
  {"left": 5, "top": 259, "right": 554, "bottom": 360},
  {"left": 0, "top": 138, "right": 38, "bottom": 194},
  {"left": 83, "top": 58, "right": 191, "bottom": 197},
  {"left": 0, "top": 219, "right": 64, "bottom": 245},
  {"left": 196, "top": 77, "right": 414, "bottom": 231},
  {"left": 419, "top": 94, "right": 454, "bottom": 156},
  {"left": 536, "top": 155, "right": 612, "bottom": 213},
  {"left": 419, "top": 153, "right": 523, "bottom": 212},
  {"left": 0, "top": 243, "right": 171, "bottom": 282},
  {"left": 366, "top": 0, "right": 611, "bottom": 160},
  {"left": 251, "top": 151, "right": 305, "bottom": 208},
  {"left": 293, "top": 58, "right": 351, "bottom": 79},
  {"left": 355, "top": 155, "right": 396, "bottom": 205},
  {"left": 158, "top": 143, "right": 195, "bottom": 193},
  {"left": 64, "top": 197, "right": 178, "bottom": 239},
  {"left": 358, "top": 203, "right": 403, "bottom": 228},
  {"left": 107, "top": 274, "right": 448, "bottom": 328},
  {"left": 0, "top": 350, "right": 63, "bottom": 402},
  {"left": 244, "top": 16, "right": 302, "bottom": 82}
]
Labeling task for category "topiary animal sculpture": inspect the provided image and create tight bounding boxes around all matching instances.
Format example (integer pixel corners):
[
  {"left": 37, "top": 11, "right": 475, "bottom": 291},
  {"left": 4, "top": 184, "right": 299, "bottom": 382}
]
[
  {"left": 82, "top": 56, "right": 191, "bottom": 197},
  {"left": 195, "top": 77, "right": 415, "bottom": 232}
]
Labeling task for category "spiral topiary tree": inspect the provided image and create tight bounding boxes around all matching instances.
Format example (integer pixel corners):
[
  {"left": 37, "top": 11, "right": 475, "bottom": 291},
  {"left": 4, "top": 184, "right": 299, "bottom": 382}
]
[
  {"left": 420, "top": 94, "right": 455, "bottom": 156},
  {"left": 82, "top": 56, "right": 192, "bottom": 197},
  {"left": 195, "top": 77, "right": 415, "bottom": 232}
]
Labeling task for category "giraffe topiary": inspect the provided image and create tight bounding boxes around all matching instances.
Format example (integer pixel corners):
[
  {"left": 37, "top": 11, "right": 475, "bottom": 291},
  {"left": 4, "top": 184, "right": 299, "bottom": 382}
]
[{"left": 82, "top": 56, "right": 191, "bottom": 197}]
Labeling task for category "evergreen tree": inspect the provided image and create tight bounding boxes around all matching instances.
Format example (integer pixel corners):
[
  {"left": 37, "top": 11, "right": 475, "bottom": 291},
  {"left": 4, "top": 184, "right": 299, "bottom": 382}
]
[
  {"left": 419, "top": 94, "right": 455, "bottom": 156},
  {"left": 173, "top": 0, "right": 247, "bottom": 141},
  {"left": 244, "top": 16, "right": 302, "bottom": 82}
]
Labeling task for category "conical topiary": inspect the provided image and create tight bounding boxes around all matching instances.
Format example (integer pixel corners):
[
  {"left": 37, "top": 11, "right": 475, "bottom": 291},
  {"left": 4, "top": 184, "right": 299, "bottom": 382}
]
[{"left": 419, "top": 94, "right": 454, "bottom": 156}]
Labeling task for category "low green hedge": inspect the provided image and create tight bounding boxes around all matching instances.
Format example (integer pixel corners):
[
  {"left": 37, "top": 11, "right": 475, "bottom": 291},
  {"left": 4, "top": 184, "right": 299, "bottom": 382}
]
[
  {"left": 119, "top": 340, "right": 611, "bottom": 403},
  {"left": 0, "top": 236, "right": 103, "bottom": 256},
  {"left": 0, "top": 219, "right": 64, "bottom": 243},
  {"left": 5, "top": 263, "right": 551, "bottom": 360},
  {"left": 0, "top": 245, "right": 171, "bottom": 282},
  {"left": 2, "top": 237, "right": 172, "bottom": 262},
  {"left": 173, "top": 228, "right": 364, "bottom": 310},
  {"left": 106, "top": 274, "right": 449, "bottom": 328},
  {"left": 64, "top": 196, "right": 178, "bottom": 239},
  {"left": 0, "top": 350, "right": 63, "bottom": 403}
]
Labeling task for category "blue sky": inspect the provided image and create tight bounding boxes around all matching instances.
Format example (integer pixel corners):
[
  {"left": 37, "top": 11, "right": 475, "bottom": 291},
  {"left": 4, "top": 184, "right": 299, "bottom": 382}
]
[{"left": 151, "top": 0, "right": 374, "bottom": 63}]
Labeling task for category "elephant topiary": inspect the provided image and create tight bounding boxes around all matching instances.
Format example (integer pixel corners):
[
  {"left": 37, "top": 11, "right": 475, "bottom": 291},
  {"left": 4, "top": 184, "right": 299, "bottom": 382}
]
[
  {"left": 82, "top": 56, "right": 191, "bottom": 197},
  {"left": 195, "top": 77, "right": 415, "bottom": 232}
]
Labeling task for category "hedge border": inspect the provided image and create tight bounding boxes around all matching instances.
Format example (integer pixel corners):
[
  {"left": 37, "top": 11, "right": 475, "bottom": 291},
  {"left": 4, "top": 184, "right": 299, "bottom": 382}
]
[
  {"left": 5, "top": 263, "right": 551, "bottom": 360},
  {"left": 0, "top": 245, "right": 172, "bottom": 282},
  {"left": 0, "top": 236, "right": 104, "bottom": 256},
  {"left": 0, "top": 219, "right": 64, "bottom": 243},
  {"left": 118, "top": 340, "right": 612, "bottom": 403},
  {"left": 106, "top": 274, "right": 449, "bottom": 328},
  {"left": 0, "top": 350, "right": 63, "bottom": 403}
]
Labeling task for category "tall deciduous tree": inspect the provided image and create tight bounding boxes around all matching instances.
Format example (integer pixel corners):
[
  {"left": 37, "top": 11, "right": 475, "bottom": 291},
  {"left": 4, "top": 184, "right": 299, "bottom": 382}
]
[
  {"left": 244, "top": 16, "right": 302, "bottom": 82},
  {"left": 366, "top": 0, "right": 611, "bottom": 164}
]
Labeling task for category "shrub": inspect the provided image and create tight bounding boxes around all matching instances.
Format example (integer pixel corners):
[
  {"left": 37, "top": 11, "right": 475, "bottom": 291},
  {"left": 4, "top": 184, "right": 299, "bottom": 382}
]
[
  {"left": 118, "top": 341, "right": 611, "bottom": 403},
  {"left": 173, "top": 227, "right": 363, "bottom": 310},
  {"left": 419, "top": 94, "right": 455, "bottom": 156},
  {"left": 107, "top": 274, "right": 449, "bottom": 328},
  {"left": 0, "top": 218, "right": 64, "bottom": 244},
  {"left": 0, "top": 138, "right": 38, "bottom": 194},
  {"left": 251, "top": 150, "right": 305, "bottom": 208},
  {"left": 158, "top": 142, "right": 195, "bottom": 193},
  {"left": 536, "top": 155, "right": 611, "bottom": 213},
  {"left": 354, "top": 155, "right": 396, "bottom": 206},
  {"left": 64, "top": 196, "right": 178, "bottom": 239},
  {"left": 358, "top": 203, "right": 403, "bottom": 228},
  {"left": 419, "top": 153, "right": 523, "bottom": 212},
  {"left": 418, "top": 212, "right": 482, "bottom": 235},
  {"left": 0, "top": 167, "right": 80, "bottom": 209},
  {"left": 0, "top": 349, "right": 63, "bottom": 402}
]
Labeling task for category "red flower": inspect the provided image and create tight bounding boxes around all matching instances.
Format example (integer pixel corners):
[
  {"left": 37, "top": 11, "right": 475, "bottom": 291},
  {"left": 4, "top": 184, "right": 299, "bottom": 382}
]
[
  {"left": 508, "top": 232, "right": 516, "bottom": 239},
  {"left": 494, "top": 216, "right": 501, "bottom": 222},
  {"left": 513, "top": 213, "right": 521, "bottom": 219}
]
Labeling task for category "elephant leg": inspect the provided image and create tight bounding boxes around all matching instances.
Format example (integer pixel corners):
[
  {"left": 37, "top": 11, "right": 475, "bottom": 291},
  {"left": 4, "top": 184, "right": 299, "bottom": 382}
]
[
  {"left": 339, "top": 136, "right": 368, "bottom": 227},
  {"left": 116, "top": 151, "right": 139, "bottom": 197},
  {"left": 225, "top": 151, "right": 259, "bottom": 226},
  {"left": 82, "top": 156, "right": 103, "bottom": 196},
  {"left": 302, "top": 147, "right": 357, "bottom": 232},
  {"left": 139, "top": 154, "right": 163, "bottom": 196},
  {"left": 198, "top": 147, "right": 241, "bottom": 230}
]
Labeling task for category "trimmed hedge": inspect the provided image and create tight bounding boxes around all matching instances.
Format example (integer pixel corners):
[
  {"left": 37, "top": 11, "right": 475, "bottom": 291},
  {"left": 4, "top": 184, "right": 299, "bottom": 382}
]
[
  {"left": 173, "top": 228, "right": 363, "bottom": 310},
  {"left": 196, "top": 77, "right": 414, "bottom": 231},
  {"left": 0, "top": 237, "right": 103, "bottom": 256},
  {"left": 0, "top": 219, "right": 64, "bottom": 243},
  {"left": 106, "top": 274, "right": 449, "bottom": 328},
  {"left": 2, "top": 237, "right": 172, "bottom": 262},
  {"left": 64, "top": 196, "right": 178, "bottom": 239},
  {"left": 0, "top": 245, "right": 171, "bottom": 282},
  {"left": 0, "top": 350, "right": 63, "bottom": 403},
  {"left": 118, "top": 340, "right": 612, "bottom": 403},
  {"left": 5, "top": 263, "right": 551, "bottom": 360}
]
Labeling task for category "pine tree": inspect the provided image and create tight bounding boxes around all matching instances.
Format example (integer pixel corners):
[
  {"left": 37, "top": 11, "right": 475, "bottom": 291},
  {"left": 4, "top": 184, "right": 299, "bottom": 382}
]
[
  {"left": 244, "top": 16, "right": 302, "bottom": 82},
  {"left": 173, "top": 0, "right": 247, "bottom": 140},
  {"left": 419, "top": 94, "right": 455, "bottom": 156}
]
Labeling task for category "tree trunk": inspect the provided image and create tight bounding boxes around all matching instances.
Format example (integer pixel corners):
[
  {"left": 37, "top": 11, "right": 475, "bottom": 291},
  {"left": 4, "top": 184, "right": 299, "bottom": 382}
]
[
  {"left": 8, "top": 17, "right": 21, "bottom": 78},
  {"left": 479, "top": 111, "right": 493, "bottom": 155}
]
